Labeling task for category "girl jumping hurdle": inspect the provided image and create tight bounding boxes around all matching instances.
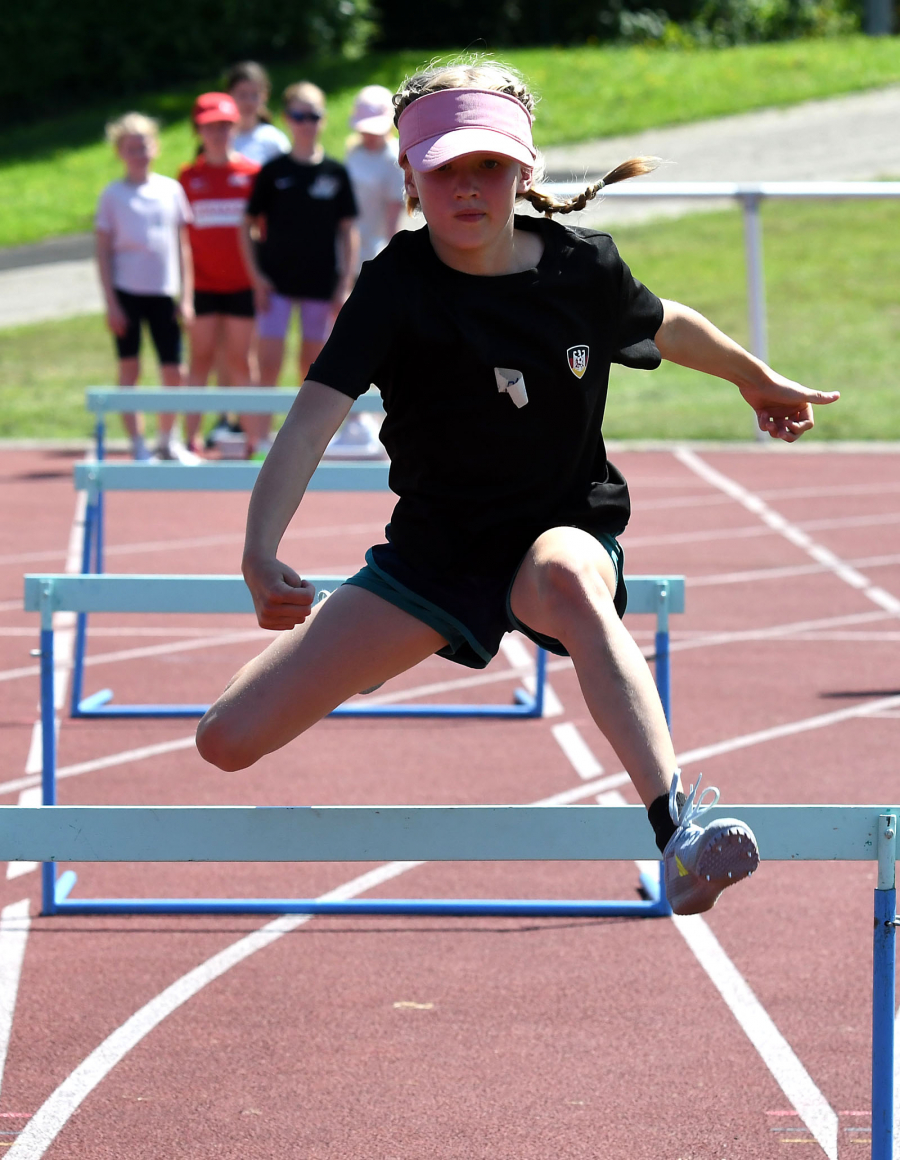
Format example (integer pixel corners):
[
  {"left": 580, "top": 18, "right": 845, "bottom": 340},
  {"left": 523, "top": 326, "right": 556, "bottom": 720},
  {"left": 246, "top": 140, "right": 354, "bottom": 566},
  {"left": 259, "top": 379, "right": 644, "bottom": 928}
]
[{"left": 197, "top": 61, "right": 839, "bottom": 915}]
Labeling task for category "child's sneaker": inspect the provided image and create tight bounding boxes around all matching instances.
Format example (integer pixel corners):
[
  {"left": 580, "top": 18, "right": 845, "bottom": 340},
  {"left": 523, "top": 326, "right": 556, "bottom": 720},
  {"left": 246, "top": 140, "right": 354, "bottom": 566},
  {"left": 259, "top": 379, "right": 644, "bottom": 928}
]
[{"left": 663, "top": 772, "right": 759, "bottom": 915}]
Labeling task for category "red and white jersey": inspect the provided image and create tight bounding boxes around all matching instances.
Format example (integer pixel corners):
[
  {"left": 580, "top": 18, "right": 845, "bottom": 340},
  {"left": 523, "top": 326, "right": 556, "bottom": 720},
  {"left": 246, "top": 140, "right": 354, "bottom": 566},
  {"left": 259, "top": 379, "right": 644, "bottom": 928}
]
[{"left": 179, "top": 154, "right": 259, "bottom": 293}]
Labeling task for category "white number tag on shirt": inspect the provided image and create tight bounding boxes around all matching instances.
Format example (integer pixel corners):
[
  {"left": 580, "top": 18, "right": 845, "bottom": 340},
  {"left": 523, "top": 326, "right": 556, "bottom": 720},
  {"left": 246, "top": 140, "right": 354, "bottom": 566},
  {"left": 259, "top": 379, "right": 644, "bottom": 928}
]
[{"left": 494, "top": 367, "right": 528, "bottom": 409}]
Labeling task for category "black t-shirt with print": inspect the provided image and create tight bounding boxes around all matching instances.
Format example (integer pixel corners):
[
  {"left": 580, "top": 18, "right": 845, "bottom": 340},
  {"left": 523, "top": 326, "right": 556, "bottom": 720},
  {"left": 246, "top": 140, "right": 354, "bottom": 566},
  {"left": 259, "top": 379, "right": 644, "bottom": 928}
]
[
  {"left": 309, "top": 214, "right": 664, "bottom": 575},
  {"left": 246, "top": 154, "right": 357, "bottom": 299}
]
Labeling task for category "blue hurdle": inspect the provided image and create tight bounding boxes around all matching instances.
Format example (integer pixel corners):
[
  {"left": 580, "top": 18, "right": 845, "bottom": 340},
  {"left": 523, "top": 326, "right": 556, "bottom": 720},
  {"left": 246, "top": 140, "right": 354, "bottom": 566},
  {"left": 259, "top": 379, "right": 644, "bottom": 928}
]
[
  {"left": 0, "top": 801, "right": 896, "bottom": 1159},
  {"left": 85, "top": 385, "right": 385, "bottom": 460},
  {"left": 25, "top": 571, "right": 682, "bottom": 919},
  {"left": 69, "top": 459, "right": 683, "bottom": 721}
]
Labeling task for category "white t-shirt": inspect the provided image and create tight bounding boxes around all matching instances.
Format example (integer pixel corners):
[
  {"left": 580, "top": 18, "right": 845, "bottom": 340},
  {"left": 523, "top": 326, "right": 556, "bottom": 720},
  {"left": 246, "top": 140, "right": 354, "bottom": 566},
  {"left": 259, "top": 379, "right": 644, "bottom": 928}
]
[
  {"left": 95, "top": 173, "right": 192, "bottom": 297},
  {"left": 345, "top": 139, "right": 406, "bottom": 265},
  {"left": 233, "top": 123, "right": 290, "bottom": 166}
]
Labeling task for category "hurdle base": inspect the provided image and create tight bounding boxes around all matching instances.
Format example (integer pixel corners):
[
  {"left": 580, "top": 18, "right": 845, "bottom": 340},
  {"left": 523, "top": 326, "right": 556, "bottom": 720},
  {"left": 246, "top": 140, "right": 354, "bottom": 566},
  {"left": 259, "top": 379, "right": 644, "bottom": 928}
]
[
  {"left": 46, "top": 895, "right": 670, "bottom": 917},
  {"left": 638, "top": 865, "right": 673, "bottom": 916},
  {"left": 72, "top": 695, "right": 545, "bottom": 720}
]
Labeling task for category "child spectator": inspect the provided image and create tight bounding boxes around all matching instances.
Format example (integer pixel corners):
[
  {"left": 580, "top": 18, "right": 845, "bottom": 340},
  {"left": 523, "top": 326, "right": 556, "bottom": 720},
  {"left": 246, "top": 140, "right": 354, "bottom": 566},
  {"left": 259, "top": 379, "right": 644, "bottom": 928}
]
[
  {"left": 242, "top": 81, "right": 358, "bottom": 395},
  {"left": 345, "top": 85, "right": 405, "bottom": 267},
  {"left": 180, "top": 92, "right": 265, "bottom": 456},
  {"left": 227, "top": 61, "right": 290, "bottom": 166},
  {"left": 95, "top": 112, "right": 193, "bottom": 461},
  {"left": 324, "top": 84, "right": 406, "bottom": 459}
]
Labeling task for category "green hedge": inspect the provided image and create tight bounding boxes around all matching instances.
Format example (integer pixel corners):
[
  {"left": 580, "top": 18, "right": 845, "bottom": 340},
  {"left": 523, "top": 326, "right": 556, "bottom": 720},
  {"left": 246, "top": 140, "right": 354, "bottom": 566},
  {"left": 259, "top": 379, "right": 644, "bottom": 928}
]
[
  {"left": 0, "top": 0, "right": 373, "bottom": 123},
  {"left": 371, "top": 0, "right": 860, "bottom": 47}
]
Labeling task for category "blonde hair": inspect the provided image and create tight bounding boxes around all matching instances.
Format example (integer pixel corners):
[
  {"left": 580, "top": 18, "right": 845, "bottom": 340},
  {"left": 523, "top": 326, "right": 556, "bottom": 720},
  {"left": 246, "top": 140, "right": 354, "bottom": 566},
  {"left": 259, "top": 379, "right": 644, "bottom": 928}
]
[
  {"left": 283, "top": 81, "right": 326, "bottom": 111},
  {"left": 393, "top": 59, "right": 658, "bottom": 216},
  {"left": 105, "top": 112, "right": 159, "bottom": 149}
]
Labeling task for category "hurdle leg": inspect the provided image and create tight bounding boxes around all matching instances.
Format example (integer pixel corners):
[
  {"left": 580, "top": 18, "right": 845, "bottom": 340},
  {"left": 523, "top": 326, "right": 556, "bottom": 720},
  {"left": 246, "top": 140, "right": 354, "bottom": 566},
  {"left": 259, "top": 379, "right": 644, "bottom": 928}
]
[
  {"left": 641, "top": 581, "right": 672, "bottom": 916},
  {"left": 70, "top": 492, "right": 96, "bottom": 716},
  {"left": 872, "top": 813, "right": 897, "bottom": 1160},
  {"left": 39, "top": 609, "right": 59, "bottom": 916}
]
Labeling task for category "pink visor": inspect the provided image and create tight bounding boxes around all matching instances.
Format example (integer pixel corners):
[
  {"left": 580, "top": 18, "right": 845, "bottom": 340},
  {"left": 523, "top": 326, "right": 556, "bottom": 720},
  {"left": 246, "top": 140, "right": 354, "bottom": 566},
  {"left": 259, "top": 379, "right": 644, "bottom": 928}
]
[{"left": 398, "top": 88, "right": 536, "bottom": 172}]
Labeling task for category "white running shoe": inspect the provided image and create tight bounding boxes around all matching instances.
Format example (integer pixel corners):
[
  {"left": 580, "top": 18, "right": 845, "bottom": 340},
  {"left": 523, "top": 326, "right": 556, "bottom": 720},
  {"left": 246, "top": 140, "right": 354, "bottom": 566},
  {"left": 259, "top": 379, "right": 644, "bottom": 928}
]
[
  {"left": 155, "top": 437, "right": 201, "bottom": 465},
  {"left": 322, "top": 414, "right": 386, "bottom": 460},
  {"left": 663, "top": 771, "right": 759, "bottom": 915}
]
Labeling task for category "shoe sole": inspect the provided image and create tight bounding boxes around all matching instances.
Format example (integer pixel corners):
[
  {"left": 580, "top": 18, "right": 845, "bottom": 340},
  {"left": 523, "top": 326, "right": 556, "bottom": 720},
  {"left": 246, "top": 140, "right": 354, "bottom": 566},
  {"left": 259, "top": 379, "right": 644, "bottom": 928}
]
[{"left": 668, "top": 824, "right": 760, "bottom": 916}]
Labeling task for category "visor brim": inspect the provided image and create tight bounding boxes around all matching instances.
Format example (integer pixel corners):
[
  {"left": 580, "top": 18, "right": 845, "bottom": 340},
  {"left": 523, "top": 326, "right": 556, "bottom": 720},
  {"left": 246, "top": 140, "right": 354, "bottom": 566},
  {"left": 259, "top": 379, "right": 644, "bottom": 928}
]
[{"left": 405, "top": 128, "right": 536, "bottom": 172}]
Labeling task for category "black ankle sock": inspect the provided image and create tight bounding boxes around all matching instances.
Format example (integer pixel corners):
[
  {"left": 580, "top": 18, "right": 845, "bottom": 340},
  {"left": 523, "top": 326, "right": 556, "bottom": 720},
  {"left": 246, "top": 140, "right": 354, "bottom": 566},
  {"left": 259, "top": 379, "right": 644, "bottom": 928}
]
[{"left": 648, "top": 789, "right": 685, "bottom": 853}]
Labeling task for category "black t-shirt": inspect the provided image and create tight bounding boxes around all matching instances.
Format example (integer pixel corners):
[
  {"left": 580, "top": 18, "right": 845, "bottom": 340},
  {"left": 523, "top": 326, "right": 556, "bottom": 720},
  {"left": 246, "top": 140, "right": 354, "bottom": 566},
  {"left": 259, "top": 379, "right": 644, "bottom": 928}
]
[
  {"left": 246, "top": 154, "right": 357, "bottom": 299},
  {"left": 309, "top": 214, "right": 664, "bottom": 574}
]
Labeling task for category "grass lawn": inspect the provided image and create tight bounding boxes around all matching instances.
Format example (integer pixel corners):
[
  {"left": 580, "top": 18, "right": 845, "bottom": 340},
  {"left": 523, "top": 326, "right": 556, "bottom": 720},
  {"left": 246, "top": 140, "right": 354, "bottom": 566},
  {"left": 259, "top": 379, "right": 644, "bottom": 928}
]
[
  {"left": 3, "top": 36, "right": 900, "bottom": 247},
  {"left": 1, "top": 197, "right": 897, "bottom": 442}
]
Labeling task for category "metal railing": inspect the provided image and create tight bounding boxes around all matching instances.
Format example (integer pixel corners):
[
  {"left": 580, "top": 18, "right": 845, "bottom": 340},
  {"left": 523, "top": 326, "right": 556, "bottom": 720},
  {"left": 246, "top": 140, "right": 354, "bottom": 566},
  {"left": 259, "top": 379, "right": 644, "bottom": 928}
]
[{"left": 548, "top": 180, "right": 900, "bottom": 436}]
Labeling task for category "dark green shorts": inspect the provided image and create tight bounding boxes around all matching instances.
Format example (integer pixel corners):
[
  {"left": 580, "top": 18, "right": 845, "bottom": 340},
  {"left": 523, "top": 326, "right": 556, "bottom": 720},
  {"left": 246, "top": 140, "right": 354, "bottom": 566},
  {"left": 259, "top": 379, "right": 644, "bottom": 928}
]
[{"left": 344, "top": 532, "right": 626, "bottom": 670}]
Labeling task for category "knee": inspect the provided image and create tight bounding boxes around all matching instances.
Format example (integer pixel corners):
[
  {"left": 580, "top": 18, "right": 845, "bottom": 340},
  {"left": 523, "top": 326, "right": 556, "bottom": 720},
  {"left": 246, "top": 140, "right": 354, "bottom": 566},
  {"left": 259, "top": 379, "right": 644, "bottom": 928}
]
[
  {"left": 196, "top": 705, "right": 259, "bottom": 772},
  {"left": 532, "top": 556, "right": 613, "bottom": 635}
]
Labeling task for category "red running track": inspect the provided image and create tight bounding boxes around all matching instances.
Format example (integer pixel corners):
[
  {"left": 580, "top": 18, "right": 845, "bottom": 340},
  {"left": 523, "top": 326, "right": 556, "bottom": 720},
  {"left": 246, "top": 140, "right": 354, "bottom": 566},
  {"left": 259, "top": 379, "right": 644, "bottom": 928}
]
[{"left": 1, "top": 445, "right": 899, "bottom": 1159}]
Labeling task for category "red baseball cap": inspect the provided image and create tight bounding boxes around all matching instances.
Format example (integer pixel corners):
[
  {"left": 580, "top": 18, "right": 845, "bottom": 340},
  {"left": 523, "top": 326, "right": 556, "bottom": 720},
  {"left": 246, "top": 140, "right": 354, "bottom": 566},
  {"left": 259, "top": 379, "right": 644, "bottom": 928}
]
[{"left": 193, "top": 92, "right": 240, "bottom": 125}]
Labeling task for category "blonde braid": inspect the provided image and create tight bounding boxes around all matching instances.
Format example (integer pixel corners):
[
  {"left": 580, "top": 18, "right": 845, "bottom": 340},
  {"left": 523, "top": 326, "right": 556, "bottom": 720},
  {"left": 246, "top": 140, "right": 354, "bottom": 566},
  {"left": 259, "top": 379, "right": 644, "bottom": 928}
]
[{"left": 524, "top": 157, "right": 660, "bottom": 218}]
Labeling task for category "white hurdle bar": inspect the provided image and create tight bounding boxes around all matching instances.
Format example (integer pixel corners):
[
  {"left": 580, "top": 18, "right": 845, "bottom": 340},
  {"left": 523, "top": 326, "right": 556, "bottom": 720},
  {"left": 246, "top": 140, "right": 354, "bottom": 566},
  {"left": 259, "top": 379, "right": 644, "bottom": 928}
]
[
  {"left": 0, "top": 802, "right": 897, "bottom": 1159},
  {"left": 85, "top": 386, "right": 384, "bottom": 459},
  {"left": 25, "top": 570, "right": 681, "bottom": 920},
  {"left": 30, "top": 570, "right": 683, "bottom": 722},
  {"left": 69, "top": 464, "right": 682, "bottom": 722}
]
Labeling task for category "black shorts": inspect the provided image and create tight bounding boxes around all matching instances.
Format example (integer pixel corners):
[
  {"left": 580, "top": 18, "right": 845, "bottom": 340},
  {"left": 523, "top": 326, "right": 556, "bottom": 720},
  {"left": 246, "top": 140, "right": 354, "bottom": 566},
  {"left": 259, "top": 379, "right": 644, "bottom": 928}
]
[
  {"left": 344, "top": 533, "right": 627, "bottom": 670},
  {"left": 194, "top": 288, "right": 255, "bottom": 318},
  {"left": 113, "top": 289, "right": 181, "bottom": 364}
]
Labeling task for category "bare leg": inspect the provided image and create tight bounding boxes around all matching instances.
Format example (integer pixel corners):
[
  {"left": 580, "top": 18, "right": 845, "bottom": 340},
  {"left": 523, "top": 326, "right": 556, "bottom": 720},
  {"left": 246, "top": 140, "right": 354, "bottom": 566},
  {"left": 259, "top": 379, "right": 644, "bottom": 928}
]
[
  {"left": 197, "top": 585, "right": 446, "bottom": 771},
  {"left": 222, "top": 316, "right": 262, "bottom": 445},
  {"left": 300, "top": 338, "right": 324, "bottom": 382},
  {"left": 185, "top": 314, "right": 219, "bottom": 444},
  {"left": 257, "top": 336, "right": 285, "bottom": 388},
  {"left": 157, "top": 362, "right": 183, "bottom": 442},
  {"left": 117, "top": 358, "right": 142, "bottom": 441},
  {"left": 509, "top": 527, "right": 676, "bottom": 806}
]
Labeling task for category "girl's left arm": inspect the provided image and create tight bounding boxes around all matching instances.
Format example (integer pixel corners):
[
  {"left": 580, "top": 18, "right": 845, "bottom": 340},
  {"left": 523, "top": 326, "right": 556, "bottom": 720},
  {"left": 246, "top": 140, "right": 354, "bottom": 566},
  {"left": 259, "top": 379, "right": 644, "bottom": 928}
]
[
  {"left": 655, "top": 299, "right": 839, "bottom": 442},
  {"left": 333, "top": 218, "right": 359, "bottom": 307}
]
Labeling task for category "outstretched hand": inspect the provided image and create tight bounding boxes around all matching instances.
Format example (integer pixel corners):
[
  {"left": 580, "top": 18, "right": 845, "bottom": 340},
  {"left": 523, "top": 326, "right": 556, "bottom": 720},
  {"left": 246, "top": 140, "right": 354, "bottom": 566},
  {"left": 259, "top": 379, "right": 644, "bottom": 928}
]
[
  {"left": 242, "top": 555, "right": 316, "bottom": 631},
  {"left": 739, "top": 373, "right": 840, "bottom": 442}
]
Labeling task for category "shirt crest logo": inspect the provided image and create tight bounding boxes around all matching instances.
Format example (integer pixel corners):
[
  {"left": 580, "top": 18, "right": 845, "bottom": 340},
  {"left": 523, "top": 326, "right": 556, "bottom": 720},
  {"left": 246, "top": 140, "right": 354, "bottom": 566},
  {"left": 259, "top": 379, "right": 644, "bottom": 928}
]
[{"left": 567, "top": 345, "right": 589, "bottom": 379}]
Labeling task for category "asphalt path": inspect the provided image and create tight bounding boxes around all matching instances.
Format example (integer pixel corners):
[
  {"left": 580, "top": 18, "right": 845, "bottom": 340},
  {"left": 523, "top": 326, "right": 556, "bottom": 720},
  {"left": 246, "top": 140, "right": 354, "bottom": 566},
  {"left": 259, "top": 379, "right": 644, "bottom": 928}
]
[{"left": 1, "top": 85, "right": 899, "bottom": 328}]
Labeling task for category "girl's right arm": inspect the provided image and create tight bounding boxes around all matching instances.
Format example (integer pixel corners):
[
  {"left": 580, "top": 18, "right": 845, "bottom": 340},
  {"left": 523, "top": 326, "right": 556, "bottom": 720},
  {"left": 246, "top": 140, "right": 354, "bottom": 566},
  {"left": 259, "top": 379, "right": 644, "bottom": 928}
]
[
  {"left": 239, "top": 214, "right": 274, "bottom": 314},
  {"left": 242, "top": 380, "right": 353, "bottom": 630}
]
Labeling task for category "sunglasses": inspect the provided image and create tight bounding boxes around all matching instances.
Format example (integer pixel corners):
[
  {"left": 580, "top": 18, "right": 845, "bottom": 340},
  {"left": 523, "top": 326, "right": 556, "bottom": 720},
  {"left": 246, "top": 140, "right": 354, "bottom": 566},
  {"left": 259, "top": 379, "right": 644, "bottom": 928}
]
[{"left": 286, "top": 110, "right": 323, "bottom": 123}]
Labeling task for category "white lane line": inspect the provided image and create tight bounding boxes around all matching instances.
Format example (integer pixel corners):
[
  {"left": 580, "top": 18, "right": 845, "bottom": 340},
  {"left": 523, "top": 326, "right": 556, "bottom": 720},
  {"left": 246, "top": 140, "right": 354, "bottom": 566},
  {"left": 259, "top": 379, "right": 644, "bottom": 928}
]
[
  {"left": 638, "top": 479, "right": 900, "bottom": 516},
  {"left": 0, "top": 629, "right": 267, "bottom": 685},
  {"left": 7, "top": 683, "right": 872, "bottom": 1155},
  {"left": 598, "top": 781, "right": 838, "bottom": 1156},
  {"left": 7, "top": 791, "right": 41, "bottom": 880},
  {"left": 672, "top": 912, "right": 837, "bottom": 1158},
  {"left": 689, "top": 551, "right": 900, "bottom": 590},
  {"left": 0, "top": 736, "right": 200, "bottom": 798},
  {"left": 551, "top": 723, "right": 603, "bottom": 779},
  {"left": 0, "top": 900, "right": 30, "bottom": 1102},
  {"left": 0, "top": 626, "right": 266, "bottom": 639},
  {"left": 0, "top": 521, "right": 385, "bottom": 568},
  {"left": 8, "top": 490, "right": 86, "bottom": 882},
  {"left": 4, "top": 860, "right": 416, "bottom": 1160},
  {"left": 675, "top": 449, "right": 900, "bottom": 615},
  {"left": 499, "top": 635, "right": 564, "bottom": 716},
  {"left": 623, "top": 509, "right": 900, "bottom": 552},
  {"left": 5, "top": 667, "right": 900, "bottom": 806}
]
